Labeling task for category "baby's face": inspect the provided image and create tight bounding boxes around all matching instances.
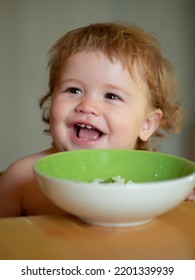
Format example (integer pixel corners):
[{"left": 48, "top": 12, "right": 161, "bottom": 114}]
[{"left": 50, "top": 51, "right": 160, "bottom": 151}]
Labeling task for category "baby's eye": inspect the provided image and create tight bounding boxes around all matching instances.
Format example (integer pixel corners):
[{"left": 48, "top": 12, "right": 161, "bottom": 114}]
[
  {"left": 104, "top": 92, "right": 121, "bottom": 100},
  {"left": 66, "top": 87, "right": 82, "bottom": 95}
]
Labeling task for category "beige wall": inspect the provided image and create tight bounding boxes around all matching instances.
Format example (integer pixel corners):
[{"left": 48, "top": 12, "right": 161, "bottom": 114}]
[{"left": 1, "top": 0, "right": 195, "bottom": 170}]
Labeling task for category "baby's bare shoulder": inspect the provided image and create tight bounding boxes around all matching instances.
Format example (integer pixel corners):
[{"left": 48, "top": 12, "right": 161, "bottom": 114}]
[
  {"left": 1, "top": 148, "right": 54, "bottom": 184},
  {"left": 0, "top": 148, "right": 56, "bottom": 217}
]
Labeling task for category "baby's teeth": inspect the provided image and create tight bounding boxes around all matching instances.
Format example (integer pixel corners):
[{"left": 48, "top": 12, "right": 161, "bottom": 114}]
[
  {"left": 78, "top": 124, "right": 93, "bottom": 129},
  {"left": 79, "top": 124, "right": 85, "bottom": 128}
]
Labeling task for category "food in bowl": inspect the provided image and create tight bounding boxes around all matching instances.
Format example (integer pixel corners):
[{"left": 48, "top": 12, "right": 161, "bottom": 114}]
[
  {"left": 33, "top": 149, "right": 195, "bottom": 227},
  {"left": 92, "top": 176, "right": 134, "bottom": 184}
]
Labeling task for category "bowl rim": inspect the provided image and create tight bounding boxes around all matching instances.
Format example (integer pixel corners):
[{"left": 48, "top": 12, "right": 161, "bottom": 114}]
[
  {"left": 33, "top": 149, "right": 195, "bottom": 189},
  {"left": 34, "top": 170, "right": 195, "bottom": 190}
]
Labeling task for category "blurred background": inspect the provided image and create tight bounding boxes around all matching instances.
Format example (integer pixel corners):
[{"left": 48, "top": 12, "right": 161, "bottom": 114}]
[{"left": 0, "top": 0, "right": 195, "bottom": 171}]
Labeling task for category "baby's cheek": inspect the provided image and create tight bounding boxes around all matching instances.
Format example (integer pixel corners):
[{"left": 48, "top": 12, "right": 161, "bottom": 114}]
[{"left": 50, "top": 105, "right": 64, "bottom": 123}]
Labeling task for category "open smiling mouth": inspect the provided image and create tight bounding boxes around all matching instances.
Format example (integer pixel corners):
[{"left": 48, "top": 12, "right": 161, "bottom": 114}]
[{"left": 73, "top": 123, "right": 104, "bottom": 141}]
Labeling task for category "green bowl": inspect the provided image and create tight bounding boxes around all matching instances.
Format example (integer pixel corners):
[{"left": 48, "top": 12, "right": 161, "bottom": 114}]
[{"left": 34, "top": 150, "right": 195, "bottom": 227}]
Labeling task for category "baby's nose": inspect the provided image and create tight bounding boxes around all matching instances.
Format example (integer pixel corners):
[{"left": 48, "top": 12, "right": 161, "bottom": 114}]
[{"left": 75, "top": 97, "right": 100, "bottom": 115}]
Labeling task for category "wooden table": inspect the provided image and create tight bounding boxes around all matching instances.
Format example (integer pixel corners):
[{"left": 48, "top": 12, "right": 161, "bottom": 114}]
[{"left": 0, "top": 202, "right": 194, "bottom": 260}]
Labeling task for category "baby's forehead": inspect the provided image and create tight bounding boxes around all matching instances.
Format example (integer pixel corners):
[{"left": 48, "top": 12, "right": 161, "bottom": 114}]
[
  {"left": 58, "top": 50, "right": 149, "bottom": 95},
  {"left": 62, "top": 49, "right": 144, "bottom": 76}
]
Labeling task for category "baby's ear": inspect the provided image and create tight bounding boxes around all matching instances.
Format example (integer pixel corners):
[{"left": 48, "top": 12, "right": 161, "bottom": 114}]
[{"left": 139, "top": 109, "right": 162, "bottom": 141}]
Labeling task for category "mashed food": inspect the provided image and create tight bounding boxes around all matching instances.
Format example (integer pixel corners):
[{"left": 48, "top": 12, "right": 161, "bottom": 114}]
[{"left": 92, "top": 176, "right": 133, "bottom": 184}]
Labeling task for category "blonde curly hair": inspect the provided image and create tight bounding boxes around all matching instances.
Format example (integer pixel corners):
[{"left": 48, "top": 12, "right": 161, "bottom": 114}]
[{"left": 39, "top": 22, "right": 183, "bottom": 151}]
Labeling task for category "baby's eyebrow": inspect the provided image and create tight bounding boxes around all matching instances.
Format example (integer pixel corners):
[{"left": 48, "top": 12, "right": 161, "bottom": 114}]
[
  {"left": 104, "top": 83, "right": 133, "bottom": 96},
  {"left": 59, "top": 78, "right": 82, "bottom": 84},
  {"left": 58, "top": 79, "right": 84, "bottom": 90}
]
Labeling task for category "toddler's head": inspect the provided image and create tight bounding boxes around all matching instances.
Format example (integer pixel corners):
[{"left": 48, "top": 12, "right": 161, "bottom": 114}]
[{"left": 40, "top": 22, "right": 183, "bottom": 151}]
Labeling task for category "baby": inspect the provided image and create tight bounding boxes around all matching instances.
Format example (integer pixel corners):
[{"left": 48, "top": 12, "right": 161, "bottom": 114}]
[{"left": 1, "top": 22, "right": 193, "bottom": 217}]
